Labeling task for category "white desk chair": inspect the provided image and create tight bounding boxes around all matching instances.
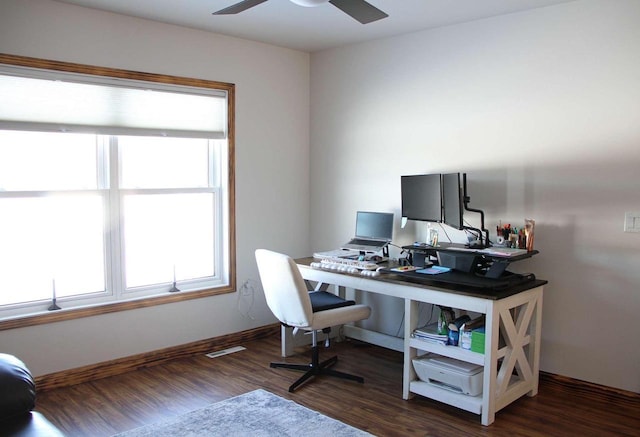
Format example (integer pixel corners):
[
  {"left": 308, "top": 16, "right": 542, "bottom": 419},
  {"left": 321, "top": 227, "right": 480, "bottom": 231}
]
[{"left": 255, "top": 249, "right": 371, "bottom": 392}]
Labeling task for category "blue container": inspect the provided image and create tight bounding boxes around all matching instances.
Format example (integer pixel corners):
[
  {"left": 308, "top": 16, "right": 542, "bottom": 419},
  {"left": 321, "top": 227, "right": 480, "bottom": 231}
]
[{"left": 448, "top": 329, "right": 459, "bottom": 346}]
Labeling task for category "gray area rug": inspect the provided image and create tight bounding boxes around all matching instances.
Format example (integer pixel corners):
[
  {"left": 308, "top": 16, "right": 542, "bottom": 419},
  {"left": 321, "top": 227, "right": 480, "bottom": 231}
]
[{"left": 112, "top": 388, "right": 373, "bottom": 437}]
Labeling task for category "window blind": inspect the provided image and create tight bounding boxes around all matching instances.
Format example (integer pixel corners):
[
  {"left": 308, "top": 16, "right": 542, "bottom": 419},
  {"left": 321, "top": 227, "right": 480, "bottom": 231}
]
[{"left": 0, "top": 66, "right": 227, "bottom": 138}]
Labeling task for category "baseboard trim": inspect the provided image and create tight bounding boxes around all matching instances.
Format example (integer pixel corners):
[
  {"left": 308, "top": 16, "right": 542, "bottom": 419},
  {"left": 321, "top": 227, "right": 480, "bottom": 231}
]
[
  {"left": 35, "top": 324, "right": 280, "bottom": 392},
  {"left": 34, "top": 328, "right": 639, "bottom": 402},
  {"left": 540, "top": 371, "right": 639, "bottom": 403}
]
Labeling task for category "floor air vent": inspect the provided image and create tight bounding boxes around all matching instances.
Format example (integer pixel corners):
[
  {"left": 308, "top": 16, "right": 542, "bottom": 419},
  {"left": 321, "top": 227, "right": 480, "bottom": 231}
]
[{"left": 205, "top": 346, "right": 246, "bottom": 358}]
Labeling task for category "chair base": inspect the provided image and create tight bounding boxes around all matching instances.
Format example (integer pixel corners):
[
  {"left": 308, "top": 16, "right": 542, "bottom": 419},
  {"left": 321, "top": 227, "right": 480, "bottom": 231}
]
[{"left": 270, "top": 345, "right": 364, "bottom": 392}]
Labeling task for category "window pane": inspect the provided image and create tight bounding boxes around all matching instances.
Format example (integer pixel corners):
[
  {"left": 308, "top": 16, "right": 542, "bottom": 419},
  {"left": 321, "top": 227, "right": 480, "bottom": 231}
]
[
  {"left": 0, "top": 130, "right": 98, "bottom": 191},
  {"left": 123, "top": 193, "right": 215, "bottom": 289},
  {"left": 0, "top": 195, "right": 106, "bottom": 306},
  {"left": 119, "top": 136, "right": 209, "bottom": 189}
]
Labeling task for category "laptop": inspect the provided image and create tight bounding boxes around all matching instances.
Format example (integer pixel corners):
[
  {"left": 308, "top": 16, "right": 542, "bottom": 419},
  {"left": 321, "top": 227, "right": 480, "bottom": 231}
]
[{"left": 341, "top": 211, "right": 394, "bottom": 252}]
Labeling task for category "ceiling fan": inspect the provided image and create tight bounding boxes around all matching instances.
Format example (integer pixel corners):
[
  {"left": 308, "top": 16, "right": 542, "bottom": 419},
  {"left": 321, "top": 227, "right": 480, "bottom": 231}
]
[{"left": 213, "top": 0, "right": 389, "bottom": 25}]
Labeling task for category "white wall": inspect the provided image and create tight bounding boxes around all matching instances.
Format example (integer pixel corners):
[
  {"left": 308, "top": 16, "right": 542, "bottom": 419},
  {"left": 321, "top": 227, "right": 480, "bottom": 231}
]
[
  {"left": 310, "top": 0, "right": 640, "bottom": 392},
  {"left": 0, "top": 0, "right": 310, "bottom": 376}
]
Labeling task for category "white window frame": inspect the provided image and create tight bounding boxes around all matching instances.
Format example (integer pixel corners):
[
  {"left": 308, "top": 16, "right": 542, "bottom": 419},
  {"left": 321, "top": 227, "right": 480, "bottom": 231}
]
[
  {"left": 0, "top": 54, "right": 236, "bottom": 328},
  {"left": 111, "top": 136, "right": 228, "bottom": 298}
]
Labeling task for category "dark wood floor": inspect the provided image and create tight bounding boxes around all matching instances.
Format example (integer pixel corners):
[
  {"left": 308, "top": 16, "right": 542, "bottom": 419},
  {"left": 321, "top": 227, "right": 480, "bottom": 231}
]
[{"left": 34, "top": 333, "right": 639, "bottom": 436}]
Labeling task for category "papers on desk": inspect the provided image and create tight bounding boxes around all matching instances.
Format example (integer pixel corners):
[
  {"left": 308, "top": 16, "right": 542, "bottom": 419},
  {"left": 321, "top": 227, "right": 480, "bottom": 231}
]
[
  {"left": 389, "top": 265, "right": 421, "bottom": 273},
  {"left": 412, "top": 322, "right": 448, "bottom": 345},
  {"left": 416, "top": 266, "right": 451, "bottom": 275}
]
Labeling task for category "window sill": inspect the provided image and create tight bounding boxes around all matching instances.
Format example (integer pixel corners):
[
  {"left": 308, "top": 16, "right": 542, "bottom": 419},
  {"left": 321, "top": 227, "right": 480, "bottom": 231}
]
[{"left": 0, "top": 286, "right": 234, "bottom": 332}]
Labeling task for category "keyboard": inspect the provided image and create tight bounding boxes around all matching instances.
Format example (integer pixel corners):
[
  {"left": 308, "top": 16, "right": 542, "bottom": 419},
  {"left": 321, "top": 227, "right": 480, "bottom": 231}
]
[
  {"left": 313, "top": 249, "right": 361, "bottom": 259},
  {"left": 319, "top": 258, "right": 377, "bottom": 270},
  {"left": 478, "top": 247, "right": 528, "bottom": 257},
  {"left": 310, "top": 257, "right": 380, "bottom": 276}
]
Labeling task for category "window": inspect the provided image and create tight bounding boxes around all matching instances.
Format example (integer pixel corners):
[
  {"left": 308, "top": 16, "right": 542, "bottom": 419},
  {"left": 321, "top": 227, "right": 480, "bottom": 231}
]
[{"left": 0, "top": 55, "right": 235, "bottom": 325}]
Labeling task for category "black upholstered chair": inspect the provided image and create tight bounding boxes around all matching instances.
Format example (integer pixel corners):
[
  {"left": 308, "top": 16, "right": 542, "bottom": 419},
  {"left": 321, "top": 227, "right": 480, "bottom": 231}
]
[{"left": 0, "top": 353, "right": 64, "bottom": 437}]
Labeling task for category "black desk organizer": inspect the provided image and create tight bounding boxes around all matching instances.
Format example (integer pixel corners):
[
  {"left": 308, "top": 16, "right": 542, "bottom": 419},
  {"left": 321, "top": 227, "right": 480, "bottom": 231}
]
[{"left": 396, "top": 243, "right": 539, "bottom": 291}]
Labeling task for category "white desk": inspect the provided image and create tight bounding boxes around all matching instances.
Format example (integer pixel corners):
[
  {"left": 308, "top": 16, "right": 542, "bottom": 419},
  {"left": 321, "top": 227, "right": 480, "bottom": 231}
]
[{"left": 292, "top": 258, "right": 545, "bottom": 426}]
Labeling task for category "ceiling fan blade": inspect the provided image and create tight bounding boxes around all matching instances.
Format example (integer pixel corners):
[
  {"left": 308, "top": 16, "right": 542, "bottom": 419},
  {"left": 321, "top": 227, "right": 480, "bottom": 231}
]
[
  {"left": 213, "top": 0, "right": 269, "bottom": 15},
  {"left": 329, "top": 0, "right": 388, "bottom": 24}
]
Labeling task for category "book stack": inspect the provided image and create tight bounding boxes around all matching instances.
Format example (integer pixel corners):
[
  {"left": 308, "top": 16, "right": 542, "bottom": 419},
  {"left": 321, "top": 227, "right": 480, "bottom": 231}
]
[{"left": 412, "top": 322, "right": 448, "bottom": 346}]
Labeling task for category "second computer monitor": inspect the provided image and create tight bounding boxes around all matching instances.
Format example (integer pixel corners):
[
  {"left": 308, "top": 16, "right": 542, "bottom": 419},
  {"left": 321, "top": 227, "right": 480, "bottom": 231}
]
[{"left": 442, "top": 172, "right": 464, "bottom": 230}]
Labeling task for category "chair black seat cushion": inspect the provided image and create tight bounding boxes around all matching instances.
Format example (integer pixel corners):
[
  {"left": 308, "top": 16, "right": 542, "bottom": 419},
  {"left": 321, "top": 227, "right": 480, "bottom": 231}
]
[
  {"left": 0, "top": 353, "right": 36, "bottom": 421},
  {"left": 309, "top": 291, "right": 355, "bottom": 312}
]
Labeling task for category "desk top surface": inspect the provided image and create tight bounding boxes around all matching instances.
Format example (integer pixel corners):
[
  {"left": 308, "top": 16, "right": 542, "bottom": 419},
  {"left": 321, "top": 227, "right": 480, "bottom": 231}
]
[{"left": 297, "top": 257, "right": 547, "bottom": 300}]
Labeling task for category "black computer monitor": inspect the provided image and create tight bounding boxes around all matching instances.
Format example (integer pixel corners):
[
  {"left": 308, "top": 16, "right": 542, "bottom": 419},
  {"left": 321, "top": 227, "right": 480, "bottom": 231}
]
[
  {"left": 442, "top": 172, "right": 464, "bottom": 230},
  {"left": 401, "top": 174, "right": 442, "bottom": 222}
]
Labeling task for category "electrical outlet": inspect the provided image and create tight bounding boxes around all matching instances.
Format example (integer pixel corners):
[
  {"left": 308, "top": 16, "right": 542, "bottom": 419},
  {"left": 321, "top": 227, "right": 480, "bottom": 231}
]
[
  {"left": 624, "top": 212, "right": 640, "bottom": 233},
  {"left": 240, "top": 279, "right": 253, "bottom": 296}
]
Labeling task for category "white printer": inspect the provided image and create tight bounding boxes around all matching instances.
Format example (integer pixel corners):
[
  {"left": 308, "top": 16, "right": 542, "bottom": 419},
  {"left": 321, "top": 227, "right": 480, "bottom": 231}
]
[{"left": 412, "top": 353, "right": 483, "bottom": 396}]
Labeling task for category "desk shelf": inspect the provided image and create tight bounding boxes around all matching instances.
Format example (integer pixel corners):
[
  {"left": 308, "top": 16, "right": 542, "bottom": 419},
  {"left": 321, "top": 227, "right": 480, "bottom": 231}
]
[
  {"left": 409, "top": 337, "right": 484, "bottom": 366},
  {"left": 403, "top": 285, "right": 544, "bottom": 425},
  {"left": 409, "top": 380, "right": 483, "bottom": 415}
]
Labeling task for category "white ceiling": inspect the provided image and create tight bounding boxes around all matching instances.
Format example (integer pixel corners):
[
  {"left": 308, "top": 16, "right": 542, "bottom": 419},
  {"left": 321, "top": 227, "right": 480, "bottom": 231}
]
[{"left": 54, "top": 0, "right": 576, "bottom": 52}]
